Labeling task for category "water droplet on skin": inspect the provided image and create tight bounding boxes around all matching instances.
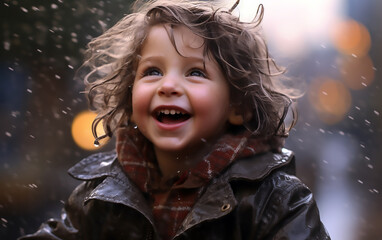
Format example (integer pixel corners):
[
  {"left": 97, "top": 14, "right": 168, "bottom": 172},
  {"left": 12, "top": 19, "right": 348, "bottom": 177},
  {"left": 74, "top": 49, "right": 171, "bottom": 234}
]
[
  {"left": 94, "top": 140, "right": 100, "bottom": 147},
  {"left": 134, "top": 125, "right": 138, "bottom": 129}
]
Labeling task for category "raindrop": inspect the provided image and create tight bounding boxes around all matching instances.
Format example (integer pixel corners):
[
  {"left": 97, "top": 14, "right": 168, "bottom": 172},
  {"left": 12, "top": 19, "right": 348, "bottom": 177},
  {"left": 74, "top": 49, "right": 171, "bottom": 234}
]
[
  {"left": 11, "top": 111, "right": 20, "bottom": 117},
  {"left": 55, "top": 74, "right": 61, "bottom": 79},
  {"left": 360, "top": 144, "right": 365, "bottom": 148},
  {"left": 351, "top": 53, "right": 357, "bottom": 58},
  {"left": 339, "top": 131, "right": 345, "bottom": 136},
  {"left": 355, "top": 106, "right": 361, "bottom": 110},
  {"left": 364, "top": 119, "right": 371, "bottom": 125},
  {"left": 4, "top": 41, "right": 10, "bottom": 51},
  {"left": 62, "top": 110, "right": 67, "bottom": 114},
  {"left": 200, "top": 138, "right": 206, "bottom": 142},
  {"left": 364, "top": 156, "right": 370, "bottom": 161},
  {"left": 357, "top": 179, "right": 363, "bottom": 184},
  {"left": 27, "top": 89, "right": 32, "bottom": 93},
  {"left": 368, "top": 189, "right": 379, "bottom": 194},
  {"left": 5, "top": 132, "right": 12, "bottom": 137},
  {"left": 374, "top": 110, "right": 380, "bottom": 116},
  {"left": 8, "top": 67, "right": 14, "bottom": 71},
  {"left": 348, "top": 115, "right": 354, "bottom": 120},
  {"left": 31, "top": 6, "right": 39, "bottom": 11},
  {"left": 319, "top": 128, "right": 325, "bottom": 133},
  {"left": 367, "top": 164, "right": 373, "bottom": 169},
  {"left": 37, "top": 49, "right": 42, "bottom": 53},
  {"left": 20, "top": 7, "right": 28, "bottom": 13},
  {"left": 51, "top": 3, "right": 58, "bottom": 9},
  {"left": 29, "top": 135, "right": 35, "bottom": 139}
]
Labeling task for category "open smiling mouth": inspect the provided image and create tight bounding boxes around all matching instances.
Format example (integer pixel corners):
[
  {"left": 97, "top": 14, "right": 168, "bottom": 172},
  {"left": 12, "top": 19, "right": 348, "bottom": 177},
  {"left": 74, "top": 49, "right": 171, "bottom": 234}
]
[{"left": 154, "top": 109, "right": 191, "bottom": 124}]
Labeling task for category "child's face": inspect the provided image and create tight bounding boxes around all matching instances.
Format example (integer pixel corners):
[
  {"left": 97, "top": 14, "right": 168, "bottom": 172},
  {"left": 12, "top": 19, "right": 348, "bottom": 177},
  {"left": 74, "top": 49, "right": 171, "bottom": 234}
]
[{"left": 131, "top": 24, "right": 231, "bottom": 156}]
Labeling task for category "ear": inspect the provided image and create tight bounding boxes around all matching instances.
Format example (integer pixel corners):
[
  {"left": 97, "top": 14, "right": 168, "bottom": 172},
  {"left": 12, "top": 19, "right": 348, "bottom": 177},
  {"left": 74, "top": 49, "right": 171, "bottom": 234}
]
[{"left": 228, "top": 108, "right": 244, "bottom": 125}]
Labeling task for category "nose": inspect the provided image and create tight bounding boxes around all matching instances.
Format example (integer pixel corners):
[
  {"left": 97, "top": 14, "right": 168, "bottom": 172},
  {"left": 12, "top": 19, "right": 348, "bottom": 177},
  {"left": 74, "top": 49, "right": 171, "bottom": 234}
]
[{"left": 157, "top": 74, "right": 183, "bottom": 97}]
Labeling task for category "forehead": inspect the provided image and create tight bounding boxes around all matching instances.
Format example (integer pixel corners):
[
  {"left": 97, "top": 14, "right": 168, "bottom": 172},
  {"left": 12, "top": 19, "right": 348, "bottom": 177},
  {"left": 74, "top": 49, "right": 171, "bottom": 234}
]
[{"left": 142, "top": 24, "right": 205, "bottom": 57}]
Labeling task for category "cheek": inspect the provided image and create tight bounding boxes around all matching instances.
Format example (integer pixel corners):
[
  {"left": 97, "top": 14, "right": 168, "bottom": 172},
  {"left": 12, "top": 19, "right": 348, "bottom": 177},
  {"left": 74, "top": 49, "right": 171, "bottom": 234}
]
[
  {"left": 191, "top": 86, "right": 230, "bottom": 122},
  {"left": 131, "top": 85, "right": 150, "bottom": 122}
]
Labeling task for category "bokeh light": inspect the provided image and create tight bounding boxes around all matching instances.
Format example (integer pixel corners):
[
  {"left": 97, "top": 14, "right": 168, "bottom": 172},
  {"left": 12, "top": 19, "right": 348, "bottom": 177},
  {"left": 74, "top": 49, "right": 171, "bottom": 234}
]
[
  {"left": 71, "top": 111, "right": 108, "bottom": 151},
  {"left": 338, "top": 55, "right": 375, "bottom": 90},
  {"left": 331, "top": 19, "right": 371, "bottom": 57},
  {"left": 309, "top": 78, "right": 352, "bottom": 124}
]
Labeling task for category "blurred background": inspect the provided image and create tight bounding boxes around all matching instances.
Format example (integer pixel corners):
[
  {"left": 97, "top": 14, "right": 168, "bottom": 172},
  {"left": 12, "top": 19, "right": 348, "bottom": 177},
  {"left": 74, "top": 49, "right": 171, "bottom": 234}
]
[{"left": 0, "top": 0, "right": 381, "bottom": 239}]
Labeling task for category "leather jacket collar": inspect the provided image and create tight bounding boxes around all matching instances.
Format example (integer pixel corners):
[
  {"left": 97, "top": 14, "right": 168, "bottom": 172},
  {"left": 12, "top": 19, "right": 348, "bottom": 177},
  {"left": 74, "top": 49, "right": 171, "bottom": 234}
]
[{"left": 68, "top": 149, "right": 294, "bottom": 237}]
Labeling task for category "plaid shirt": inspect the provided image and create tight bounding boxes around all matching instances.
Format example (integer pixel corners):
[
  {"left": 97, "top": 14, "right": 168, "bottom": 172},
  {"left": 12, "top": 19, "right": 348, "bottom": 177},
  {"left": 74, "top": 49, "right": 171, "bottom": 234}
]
[{"left": 116, "top": 127, "right": 270, "bottom": 240}]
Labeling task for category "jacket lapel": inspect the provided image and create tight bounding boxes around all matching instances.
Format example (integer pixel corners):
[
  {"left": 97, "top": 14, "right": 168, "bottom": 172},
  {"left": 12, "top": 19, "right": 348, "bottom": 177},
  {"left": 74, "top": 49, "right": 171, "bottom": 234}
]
[
  {"left": 175, "top": 148, "right": 294, "bottom": 235},
  {"left": 68, "top": 151, "right": 155, "bottom": 226}
]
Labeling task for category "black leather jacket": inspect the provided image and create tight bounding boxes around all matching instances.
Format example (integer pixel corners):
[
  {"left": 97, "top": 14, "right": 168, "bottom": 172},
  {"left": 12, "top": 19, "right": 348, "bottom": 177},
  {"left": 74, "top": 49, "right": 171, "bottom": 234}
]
[{"left": 19, "top": 149, "right": 330, "bottom": 240}]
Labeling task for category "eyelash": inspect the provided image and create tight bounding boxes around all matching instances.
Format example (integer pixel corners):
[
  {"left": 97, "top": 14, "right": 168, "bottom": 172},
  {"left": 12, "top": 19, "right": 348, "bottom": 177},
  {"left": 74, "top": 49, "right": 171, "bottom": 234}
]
[
  {"left": 140, "top": 67, "right": 207, "bottom": 78},
  {"left": 142, "top": 67, "right": 162, "bottom": 77},
  {"left": 188, "top": 69, "right": 207, "bottom": 78}
]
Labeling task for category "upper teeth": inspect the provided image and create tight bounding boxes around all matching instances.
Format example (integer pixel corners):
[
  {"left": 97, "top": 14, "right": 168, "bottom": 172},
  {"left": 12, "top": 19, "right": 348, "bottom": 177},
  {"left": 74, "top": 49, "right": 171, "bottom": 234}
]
[{"left": 160, "top": 109, "right": 182, "bottom": 115}]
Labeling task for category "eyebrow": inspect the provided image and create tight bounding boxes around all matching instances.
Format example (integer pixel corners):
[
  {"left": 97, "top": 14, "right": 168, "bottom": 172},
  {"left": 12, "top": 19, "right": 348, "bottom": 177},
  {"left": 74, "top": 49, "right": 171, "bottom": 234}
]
[{"left": 139, "top": 55, "right": 206, "bottom": 64}]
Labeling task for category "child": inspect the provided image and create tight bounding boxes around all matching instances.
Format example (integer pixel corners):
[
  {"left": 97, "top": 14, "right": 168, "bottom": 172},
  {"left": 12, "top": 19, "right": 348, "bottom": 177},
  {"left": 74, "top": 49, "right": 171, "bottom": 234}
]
[{"left": 20, "top": 0, "right": 330, "bottom": 239}]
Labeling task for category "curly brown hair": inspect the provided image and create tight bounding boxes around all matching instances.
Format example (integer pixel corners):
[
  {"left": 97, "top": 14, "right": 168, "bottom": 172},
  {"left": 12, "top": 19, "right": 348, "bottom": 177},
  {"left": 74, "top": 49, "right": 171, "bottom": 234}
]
[{"left": 81, "top": 0, "right": 298, "bottom": 147}]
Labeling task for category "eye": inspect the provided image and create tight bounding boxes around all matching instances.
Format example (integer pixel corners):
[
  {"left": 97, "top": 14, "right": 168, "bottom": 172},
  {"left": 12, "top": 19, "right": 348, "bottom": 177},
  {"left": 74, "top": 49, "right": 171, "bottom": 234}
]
[
  {"left": 143, "top": 67, "right": 162, "bottom": 77},
  {"left": 189, "top": 69, "right": 206, "bottom": 78}
]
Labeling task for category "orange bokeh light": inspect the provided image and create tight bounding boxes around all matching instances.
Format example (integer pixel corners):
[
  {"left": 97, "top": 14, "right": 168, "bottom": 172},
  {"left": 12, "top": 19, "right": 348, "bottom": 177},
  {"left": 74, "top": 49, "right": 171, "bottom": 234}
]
[
  {"left": 309, "top": 78, "right": 352, "bottom": 124},
  {"left": 331, "top": 19, "right": 371, "bottom": 57},
  {"left": 338, "top": 55, "right": 375, "bottom": 90},
  {"left": 71, "top": 111, "right": 108, "bottom": 151}
]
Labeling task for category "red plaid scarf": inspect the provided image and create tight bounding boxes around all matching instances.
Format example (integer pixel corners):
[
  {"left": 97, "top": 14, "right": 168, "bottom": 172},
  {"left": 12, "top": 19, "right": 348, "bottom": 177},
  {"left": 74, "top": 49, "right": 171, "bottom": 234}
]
[{"left": 116, "top": 127, "right": 271, "bottom": 240}]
